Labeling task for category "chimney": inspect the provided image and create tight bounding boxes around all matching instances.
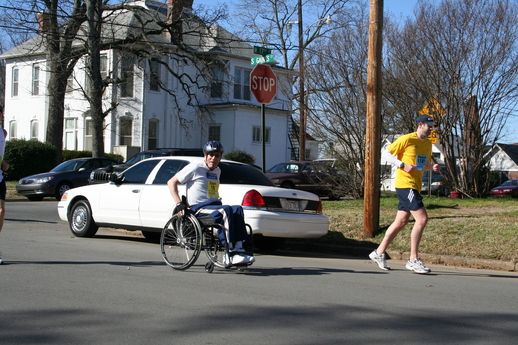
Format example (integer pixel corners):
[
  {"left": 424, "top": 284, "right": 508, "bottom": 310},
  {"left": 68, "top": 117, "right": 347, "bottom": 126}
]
[
  {"left": 167, "top": 0, "right": 194, "bottom": 43},
  {"left": 37, "top": 12, "right": 51, "bottom": 34}
]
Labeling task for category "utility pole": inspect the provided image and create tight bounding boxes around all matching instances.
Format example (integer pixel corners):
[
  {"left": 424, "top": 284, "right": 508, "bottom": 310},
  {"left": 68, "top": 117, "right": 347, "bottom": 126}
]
[
  {"left": 364, "top": 0, "right": 384, "bottom": 238},
  {"left": 297, "top": 0, "right": 306, "bottom": 161}
]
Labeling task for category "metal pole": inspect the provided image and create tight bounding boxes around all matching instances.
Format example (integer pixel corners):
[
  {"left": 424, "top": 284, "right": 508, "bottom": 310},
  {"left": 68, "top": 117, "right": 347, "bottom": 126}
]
[
  {"left": 261, "top": 103, "right": 266, "bottom": 172},
  {"left": 298, "top": 0, "right": 305, "bottom": 161},
  {"left": 363, "top": 0, "right": 384, "bottom": 238}
]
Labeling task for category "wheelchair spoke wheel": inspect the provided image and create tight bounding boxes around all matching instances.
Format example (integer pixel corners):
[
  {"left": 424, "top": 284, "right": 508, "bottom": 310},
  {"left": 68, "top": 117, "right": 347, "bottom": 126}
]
[
  {"left": 161, "top": 214, "right": 202, "bottom": 270},
  {"left": 203, "top": 228, "right": 227, "bottom": 269}
]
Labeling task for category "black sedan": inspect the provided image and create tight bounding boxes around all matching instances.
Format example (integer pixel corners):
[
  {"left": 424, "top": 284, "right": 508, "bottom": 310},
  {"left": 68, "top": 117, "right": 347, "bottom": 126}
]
[{"left": 16, "top": 157, "right": 120, "bottom": 201}]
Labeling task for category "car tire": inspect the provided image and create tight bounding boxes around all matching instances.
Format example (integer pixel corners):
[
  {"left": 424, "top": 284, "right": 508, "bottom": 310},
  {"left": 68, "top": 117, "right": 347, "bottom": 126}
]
[
  {"left": 56, "top": 182, "right": 72, "bottom": 200},
  {"left": 27, "top": 195, "right": 44, "bottom": 201},
  {"left": 69, "top": 200, "right": 99, "bottom": 237},
  {"left": 142, "top": 231, "right": 161, "bottom": 243},
  {"left": 280, "top": 181, "right": 295, "bottom": 189}
]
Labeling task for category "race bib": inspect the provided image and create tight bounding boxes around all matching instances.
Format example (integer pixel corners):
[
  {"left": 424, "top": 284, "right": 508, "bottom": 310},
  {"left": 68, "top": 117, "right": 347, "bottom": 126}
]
[
  {"left": 416, "top": 155, "right": 427, "bottom": 171},
  {"left": 207, "top": 181, "right": 219, "bottom": 199}
]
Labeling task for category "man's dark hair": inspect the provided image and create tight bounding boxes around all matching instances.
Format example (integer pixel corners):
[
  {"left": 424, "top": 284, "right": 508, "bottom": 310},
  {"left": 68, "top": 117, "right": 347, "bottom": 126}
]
[{"left": 0, "top": 104, "right": 3, "bottom": 113}]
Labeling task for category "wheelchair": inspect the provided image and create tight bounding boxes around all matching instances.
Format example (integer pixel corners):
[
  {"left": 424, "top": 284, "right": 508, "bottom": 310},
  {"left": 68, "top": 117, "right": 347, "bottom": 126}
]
[{"left": 160, "top": 207, "right": 254, "bottom": 273}]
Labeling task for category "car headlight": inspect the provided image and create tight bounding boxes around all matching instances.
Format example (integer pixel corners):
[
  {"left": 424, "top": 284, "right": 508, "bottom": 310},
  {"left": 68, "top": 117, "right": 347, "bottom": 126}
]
[
  {"left": 33, "top": 176, "right": 54, "bottom": 183},
  {"left": 271, "top": 179, "right": 280, "bottom": 184}
]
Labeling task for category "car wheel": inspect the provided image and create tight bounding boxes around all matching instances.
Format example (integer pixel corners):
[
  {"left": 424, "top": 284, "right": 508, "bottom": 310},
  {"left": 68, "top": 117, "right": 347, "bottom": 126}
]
[
  {"left": 142, "top": 231, "right": 161, "bottom": 243},
  {"left": 280, "top": 181, "right": 295, "bottom": 189},
  {"left": 27, "top": 195, "right": 44, "bottom": 201},
  {"left": 56, "top": 182, "right": 72, "bottom": 200},
  {"left": 69, "top": 200, "right": 99, "bottom": 237},
  {"left": 253, "top": 236, "right": 286, "bottom": 252}
]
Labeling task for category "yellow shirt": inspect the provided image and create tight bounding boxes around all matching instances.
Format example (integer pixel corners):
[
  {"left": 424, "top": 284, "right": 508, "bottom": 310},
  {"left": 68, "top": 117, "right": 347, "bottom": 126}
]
[{"left": 387, "top": 132, "right": 432, "bottom": 190}]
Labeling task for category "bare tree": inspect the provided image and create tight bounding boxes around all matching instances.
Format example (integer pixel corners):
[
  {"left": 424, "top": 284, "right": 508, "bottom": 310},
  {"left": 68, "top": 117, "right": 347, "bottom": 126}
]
[{"left": 384, "top": 0, "right": 518, "bottom": 197}]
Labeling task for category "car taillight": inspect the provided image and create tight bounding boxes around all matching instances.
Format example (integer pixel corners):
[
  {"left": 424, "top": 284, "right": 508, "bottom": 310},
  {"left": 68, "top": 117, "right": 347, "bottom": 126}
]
[
  {"left": 242, "top": 190, "right": 267, "bottom": 207},
  {"left": 317, "top": 199, "right": 323, "bottom": 213}
]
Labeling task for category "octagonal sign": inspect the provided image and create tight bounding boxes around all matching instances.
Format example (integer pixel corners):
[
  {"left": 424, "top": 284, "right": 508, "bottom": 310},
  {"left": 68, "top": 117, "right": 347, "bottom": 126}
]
[{"left": 250, "top": 64, "right": 277, "bottom": 104}]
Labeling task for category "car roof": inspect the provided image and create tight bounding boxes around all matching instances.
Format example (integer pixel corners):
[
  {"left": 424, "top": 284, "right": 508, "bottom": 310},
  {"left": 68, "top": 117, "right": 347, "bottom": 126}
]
[{"left": 143, "top": 156, "right": 247, "bottom": 165}]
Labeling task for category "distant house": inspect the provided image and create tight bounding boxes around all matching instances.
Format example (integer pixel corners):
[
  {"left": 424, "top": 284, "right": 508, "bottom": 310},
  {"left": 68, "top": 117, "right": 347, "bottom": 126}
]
[
  {"left": 0, "top": 0, "right": 300, "bottom": 168},
  {"left": 485, "top": 143, "right": 518, "bottom": 181}
]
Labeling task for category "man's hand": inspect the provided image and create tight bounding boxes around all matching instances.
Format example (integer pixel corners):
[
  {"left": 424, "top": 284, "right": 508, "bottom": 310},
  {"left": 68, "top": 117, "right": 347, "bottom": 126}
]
[{"left": 173, "top": 201, "right": 186, "bottom": 217}]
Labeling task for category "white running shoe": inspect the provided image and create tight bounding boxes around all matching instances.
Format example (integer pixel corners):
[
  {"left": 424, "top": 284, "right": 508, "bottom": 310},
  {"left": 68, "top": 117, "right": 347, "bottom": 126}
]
[
  {"left": 231, "top": 253, "right": 255, "bottom": 265},
  {"left": 406, "top": 258, "right": 431, "bottom": 274},
  {"left": 369, "top": 250, "right": 390, "bottom": 270}
]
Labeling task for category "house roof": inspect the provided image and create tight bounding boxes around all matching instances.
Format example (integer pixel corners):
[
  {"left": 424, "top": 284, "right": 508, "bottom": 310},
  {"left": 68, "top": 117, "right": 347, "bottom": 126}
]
[
  {"left": 0, "top": 0, "right": 254, "bottom": 61},
  {"left": 494, "top": 143, "right": 518, "bottom": 165}
]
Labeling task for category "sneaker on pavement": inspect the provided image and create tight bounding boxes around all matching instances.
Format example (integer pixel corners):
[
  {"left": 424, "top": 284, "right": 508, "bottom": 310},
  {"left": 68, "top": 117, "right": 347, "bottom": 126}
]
[
  {"left": 369, "top": 250, "right": 390, "bottom": 270},
  {"left": 231, "top": 253, "right": 255, "bottom": 265},
  {"left": 406, "top": 258, "right": 431, "bottom": 274}
]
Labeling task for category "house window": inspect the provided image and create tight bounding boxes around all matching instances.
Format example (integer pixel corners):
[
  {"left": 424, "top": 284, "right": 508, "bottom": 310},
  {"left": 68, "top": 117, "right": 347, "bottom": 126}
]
[
  {"left": 32, "top": 65, "right": 40, "bottom": 95},
  {"left": 120, "top": 117, "right": 133, "bottom": 145},
  {"left": 12, "top": 67, "right": 19, "bottom": 97},
  {"left": 85, "top": 119, "right": 93, "bottom": 151},
  {"left": 233, "top": 67, "right": 251, "bottom": 100},
  {"left": 30, "top": 120, "right": 39, "bottom": 140},
  {"left": 64, "top": 118, "right": 77, "bottom": 150},
  {"left": 209, "top": 125, "right": 221, "bottom": 141},
  {"left": 9, "top": 121, "right": 17, "bottom": 139},
  {"left": 66, "top": 73, "right": 74, "bottom": 93},
  {"left": 149, "top": 59, "right": 160, "bottom": 92},
  {"left": 148, "top": 119, "right": 158, "bottom": 149},
  {"left": 252, "top": 126, "right": 270, "bottom": 144},
  {"left": 100, "top": 54, "right": 108, "bottom": 79},
  {"left": 210, "top": 64, "right": 224, "bottom": 98},
  {"left": 85, "top": 54, "right": 108, "bottom": 96},
  {"left": 120, "top": 55, "right": 135, "bottom": 98}
]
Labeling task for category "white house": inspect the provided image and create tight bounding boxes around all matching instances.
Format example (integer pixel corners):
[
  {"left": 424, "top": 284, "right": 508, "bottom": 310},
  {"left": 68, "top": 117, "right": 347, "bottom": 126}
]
[
  {"left": 0, "top": 0, "right": 301, "bottom": 169},
  {"left": 485, "top": 143, "right": 518, "bottom": 181}
]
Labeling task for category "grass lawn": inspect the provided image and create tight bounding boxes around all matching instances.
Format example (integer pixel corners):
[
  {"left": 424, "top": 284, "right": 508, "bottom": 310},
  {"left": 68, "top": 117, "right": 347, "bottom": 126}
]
[{"left": 321, "top": 195, "right": 518, "bottom": 261}]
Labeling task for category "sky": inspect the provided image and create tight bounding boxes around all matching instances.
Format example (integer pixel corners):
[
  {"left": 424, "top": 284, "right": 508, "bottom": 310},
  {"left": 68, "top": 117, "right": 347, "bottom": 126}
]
[{"left": 192, "top": 0, "right": 518, "bottom": 144}]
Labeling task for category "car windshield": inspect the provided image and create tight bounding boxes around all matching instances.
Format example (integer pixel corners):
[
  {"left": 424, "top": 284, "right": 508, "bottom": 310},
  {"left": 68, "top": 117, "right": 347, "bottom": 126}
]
[
  {"left": 220, "top": 162, "right": 275, "bottom": 186},
  {"left": 501, "top": 180, "right": 518, "bottom": 186},
  {"left": 50, "top": 160, "right": 83, "bottom": 172},
  {"left": 125, "top": 152, "right": 169, "bottom": 165},
  {"left": 267, "top": 163, "right": 302, "bottom": 174}
]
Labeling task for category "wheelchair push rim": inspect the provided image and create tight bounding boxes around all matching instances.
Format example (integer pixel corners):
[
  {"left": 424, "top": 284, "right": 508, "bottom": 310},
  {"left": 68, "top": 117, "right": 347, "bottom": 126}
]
[{"left": 160, "top": 213, "right": 202, "bottom": 270}]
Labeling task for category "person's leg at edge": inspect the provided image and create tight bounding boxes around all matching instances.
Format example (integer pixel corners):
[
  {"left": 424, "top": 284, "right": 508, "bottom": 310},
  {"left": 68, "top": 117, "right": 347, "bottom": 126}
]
[
  {"left": 0, "top": 179, "right": 6, "bottom": 264},
  {"left": 375, "top": 210, "right": 410, "bottom": 255},
  {"left": 408, "top": 207, "right": 428, "bottom": 261}
]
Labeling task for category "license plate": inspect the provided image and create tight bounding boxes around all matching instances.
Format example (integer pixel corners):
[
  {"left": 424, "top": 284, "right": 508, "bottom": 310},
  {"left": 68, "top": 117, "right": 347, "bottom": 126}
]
[{"left": 281, "top": 199, "right": 301, "bottom": 211}]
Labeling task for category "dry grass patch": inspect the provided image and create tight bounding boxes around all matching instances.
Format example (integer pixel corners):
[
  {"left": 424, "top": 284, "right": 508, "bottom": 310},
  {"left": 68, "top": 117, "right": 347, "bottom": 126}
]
[{"left": 321, "top": 196, "right": 518, "bottom": 261}]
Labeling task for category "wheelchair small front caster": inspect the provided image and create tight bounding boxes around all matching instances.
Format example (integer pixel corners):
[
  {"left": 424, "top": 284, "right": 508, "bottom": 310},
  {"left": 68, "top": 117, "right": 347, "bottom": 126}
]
[{"left": 205, "top": 262, "right": 214, "bottom": 273}]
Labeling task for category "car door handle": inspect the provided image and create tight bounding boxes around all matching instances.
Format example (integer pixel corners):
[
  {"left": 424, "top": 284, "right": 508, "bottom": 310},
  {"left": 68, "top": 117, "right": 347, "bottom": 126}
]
[{"left": 132, "top": 189, "right": 141, "bottom": 193}]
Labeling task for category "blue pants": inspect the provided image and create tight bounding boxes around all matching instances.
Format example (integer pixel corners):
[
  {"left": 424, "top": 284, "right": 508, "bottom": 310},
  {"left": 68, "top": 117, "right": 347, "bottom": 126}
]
[{"left": 191, "top": 200, "right": 248, "bottom": 244}]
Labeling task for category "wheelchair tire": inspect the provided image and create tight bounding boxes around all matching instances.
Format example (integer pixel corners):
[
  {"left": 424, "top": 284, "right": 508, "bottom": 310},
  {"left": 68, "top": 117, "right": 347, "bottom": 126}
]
[
  {"left": 203, "top": 227, "right": 228, "bottom": 269},
  {"left": 160, "top": 213, "right": 202, "bottom": 270}
]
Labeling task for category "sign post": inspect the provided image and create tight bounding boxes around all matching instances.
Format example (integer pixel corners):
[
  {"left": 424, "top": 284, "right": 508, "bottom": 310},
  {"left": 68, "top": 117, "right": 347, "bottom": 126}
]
[{"left": 250, "top": 64, "right": 278, "bottom": 171}]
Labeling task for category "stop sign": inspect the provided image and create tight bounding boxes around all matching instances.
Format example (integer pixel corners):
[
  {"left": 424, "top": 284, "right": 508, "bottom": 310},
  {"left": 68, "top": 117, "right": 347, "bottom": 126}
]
[{"left": 250, "top": 64, "right": 277, "bottom": 104}]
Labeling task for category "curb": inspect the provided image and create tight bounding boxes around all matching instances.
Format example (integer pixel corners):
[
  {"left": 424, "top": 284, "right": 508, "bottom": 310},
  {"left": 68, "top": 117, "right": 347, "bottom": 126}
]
[{"left": 284, "top": 241, "right": 516, "bottom": 272}]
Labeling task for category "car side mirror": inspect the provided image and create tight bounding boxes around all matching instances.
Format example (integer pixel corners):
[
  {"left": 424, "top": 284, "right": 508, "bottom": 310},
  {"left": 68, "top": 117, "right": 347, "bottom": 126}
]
[
  {"left": 108, "top": 173, "right": 123, "bottom": 184},
  {"left": 78, "top": 167, "right": 86, "bottom": 172}
]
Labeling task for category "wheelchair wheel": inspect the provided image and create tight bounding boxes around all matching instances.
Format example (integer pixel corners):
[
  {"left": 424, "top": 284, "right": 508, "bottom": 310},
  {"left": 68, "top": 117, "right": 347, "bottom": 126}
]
[
  {"left": 161, "top": 213, "right": 202, "bottom": 270},
  {"left": 203, "top": 227, "right": 228, "bottom": 269}
]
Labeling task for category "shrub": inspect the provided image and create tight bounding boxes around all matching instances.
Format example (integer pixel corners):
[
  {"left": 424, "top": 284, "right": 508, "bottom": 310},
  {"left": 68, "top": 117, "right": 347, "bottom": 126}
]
[
  {"left": 4, "top": 139, "right": 57, "bottom": 180},
  {"left": 224, "top": 150, "right": 256, "bottom": 164}
]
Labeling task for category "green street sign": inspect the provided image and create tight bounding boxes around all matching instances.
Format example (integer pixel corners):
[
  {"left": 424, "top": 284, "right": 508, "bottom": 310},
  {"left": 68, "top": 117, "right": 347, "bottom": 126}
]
[
  {"left": 253, "top": 46, "right": 272, "bottom": 56},
  {"left": 250, "top": 54, "right": 275, "bottom": 65}
]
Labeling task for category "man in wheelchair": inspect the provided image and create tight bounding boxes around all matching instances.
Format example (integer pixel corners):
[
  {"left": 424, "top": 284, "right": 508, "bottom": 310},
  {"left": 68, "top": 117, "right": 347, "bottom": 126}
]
[{"left": 167, "top": 141, "right": 255, "bottom": 266}]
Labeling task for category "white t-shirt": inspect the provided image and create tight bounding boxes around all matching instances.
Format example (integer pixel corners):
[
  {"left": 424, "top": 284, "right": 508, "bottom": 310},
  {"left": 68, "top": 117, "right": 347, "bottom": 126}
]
[{"left": 175, "top": 161, "right": 220, "bottom": 206}]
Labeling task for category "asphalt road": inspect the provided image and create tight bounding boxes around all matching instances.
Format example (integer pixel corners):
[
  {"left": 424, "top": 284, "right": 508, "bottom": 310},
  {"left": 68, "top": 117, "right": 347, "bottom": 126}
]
[{"left": 0, "top": 200, "right": 517, "bottom": 344}]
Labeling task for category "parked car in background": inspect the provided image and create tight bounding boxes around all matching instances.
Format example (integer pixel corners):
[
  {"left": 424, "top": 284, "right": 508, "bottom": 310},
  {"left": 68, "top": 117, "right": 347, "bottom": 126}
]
[
  {"left": 266, "top": 161, "right": 341, "bottom": 199},
  {"left": 490, "top": 179, "right": 518, "bottom": 197},
  {"left": 16, "top": 157, "right": 121, "bottom": 201},
  {"left": 89, "top": 148, "right": 203, "bottom": 184},
  {"left": 58, "top": 157, "right": 329, "bottom": 250},
  {"left": 421, "top": 169, "right": 448, "bottom": 196}
]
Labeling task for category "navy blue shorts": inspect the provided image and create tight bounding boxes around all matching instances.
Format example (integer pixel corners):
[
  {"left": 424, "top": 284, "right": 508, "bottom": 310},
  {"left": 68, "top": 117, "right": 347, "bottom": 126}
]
[
  {"left": 396, "top": 188, "right": 424, "bottom": 211},
  {"left": 0, "top": 178, "right": 6, "bottom": 201}
]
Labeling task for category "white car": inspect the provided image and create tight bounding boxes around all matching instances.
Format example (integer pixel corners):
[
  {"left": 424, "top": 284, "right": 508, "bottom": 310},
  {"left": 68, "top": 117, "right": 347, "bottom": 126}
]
[{"left": 57, "top": 157, "right": 329, "bottom": 250}]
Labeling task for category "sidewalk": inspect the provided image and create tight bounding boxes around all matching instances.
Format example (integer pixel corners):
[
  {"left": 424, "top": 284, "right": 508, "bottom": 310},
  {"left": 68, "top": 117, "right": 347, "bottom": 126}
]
[{"left": 284, "top": 240, "right": 517, "bottom": 272}]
